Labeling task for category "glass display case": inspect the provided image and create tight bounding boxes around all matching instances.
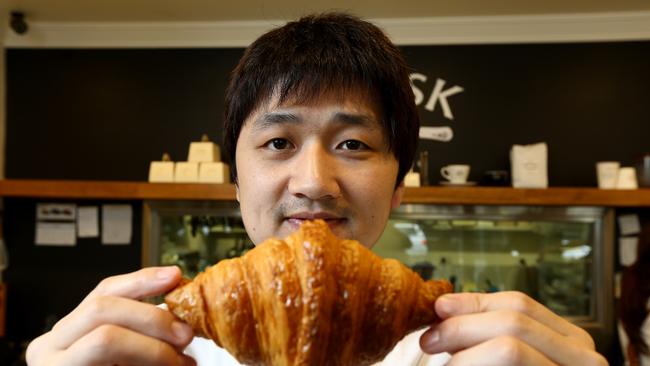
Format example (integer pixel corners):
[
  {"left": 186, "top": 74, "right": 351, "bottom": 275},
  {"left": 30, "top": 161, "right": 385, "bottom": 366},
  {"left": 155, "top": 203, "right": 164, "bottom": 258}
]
[
  {"left": 143, "top": 202, "right": 614, "bottom": 351},
  {"left": 143, "top": 202, "right": 254, "bottom": 279},
  {"left": 374, "top": 205, "right": 614, "bottom": 329}
]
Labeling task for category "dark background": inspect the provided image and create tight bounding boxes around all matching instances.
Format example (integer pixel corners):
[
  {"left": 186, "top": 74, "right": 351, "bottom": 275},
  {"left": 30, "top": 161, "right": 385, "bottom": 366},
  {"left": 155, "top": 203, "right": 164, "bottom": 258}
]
[
  {"left": 403, "top": 42, "right": 650, "bottom": 186},
  {"left": 6, "top": 43, "right": 650, "bottom": 185},
  {"left": 6, "top": 48, "right": 243, "bottom": 179},
  {"left": 3, "top": 42, "right": 650, "bottom": 362}
]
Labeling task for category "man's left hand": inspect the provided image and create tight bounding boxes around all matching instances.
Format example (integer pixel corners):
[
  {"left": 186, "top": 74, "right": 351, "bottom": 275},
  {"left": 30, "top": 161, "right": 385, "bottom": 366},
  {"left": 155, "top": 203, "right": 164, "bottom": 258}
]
[{"left": 420, "top": 291, "right": 609, "bottom": 365}]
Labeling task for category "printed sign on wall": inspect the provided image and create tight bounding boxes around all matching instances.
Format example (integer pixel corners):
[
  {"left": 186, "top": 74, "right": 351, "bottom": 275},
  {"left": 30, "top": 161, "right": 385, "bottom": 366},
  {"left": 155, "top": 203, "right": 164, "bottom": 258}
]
[{"left": 411, "top": 74, "right": 464, "bottom": 142}]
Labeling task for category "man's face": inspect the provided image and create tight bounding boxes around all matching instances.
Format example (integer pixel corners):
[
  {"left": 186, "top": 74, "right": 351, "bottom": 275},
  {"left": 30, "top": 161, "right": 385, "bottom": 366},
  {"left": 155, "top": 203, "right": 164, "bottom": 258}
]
[{"left": 235, "top": 92, "right": 404, "bottom": 247}]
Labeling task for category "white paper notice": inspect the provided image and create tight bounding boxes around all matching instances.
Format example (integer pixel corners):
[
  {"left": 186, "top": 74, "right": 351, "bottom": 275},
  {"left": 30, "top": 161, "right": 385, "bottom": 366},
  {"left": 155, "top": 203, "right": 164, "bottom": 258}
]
[
  {"left": 618, "top": 214, "right": 641, "bottom": 236},
  {"left": 619, "top": 237, "right": 638, "bottom": 266},
  {"left": 101, "top": 205, "right": 132, "bottom": 245},
  {"left": 77, "top": 206, "right": 99, "bottom": 238},
  {"left": 35, "top": 222, "right": 76, "bottom": 246}
]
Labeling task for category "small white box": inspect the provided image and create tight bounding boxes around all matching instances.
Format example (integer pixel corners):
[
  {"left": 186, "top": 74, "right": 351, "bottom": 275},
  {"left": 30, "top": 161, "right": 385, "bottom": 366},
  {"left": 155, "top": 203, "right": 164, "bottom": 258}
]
[
  {"left": 148, "top": 161, "right": 175, "bottom": 183},
  {"left": 596, "top": 161, "right": 619, "bottom": 189},
  {"left": 616, "top": 167, "right": 638, "bottom": 190},
  {"left": 174, "top": 162, "right": 199, "bottom": 183},
  {"left": 199, "top": 162, "right": 230, "bottom": 183},
  {"left": 404, "top": 171, "right": 421, "bottom": 187},
  {"left": 188, "top": 142, "right": 221, "bottom": 163}
]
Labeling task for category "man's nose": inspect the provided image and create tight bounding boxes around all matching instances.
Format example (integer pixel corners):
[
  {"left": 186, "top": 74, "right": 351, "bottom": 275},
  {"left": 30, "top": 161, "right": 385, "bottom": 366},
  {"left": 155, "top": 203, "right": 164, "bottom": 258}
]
[{"left": 287, "top": 143, "right": 341, "bottom": 200}]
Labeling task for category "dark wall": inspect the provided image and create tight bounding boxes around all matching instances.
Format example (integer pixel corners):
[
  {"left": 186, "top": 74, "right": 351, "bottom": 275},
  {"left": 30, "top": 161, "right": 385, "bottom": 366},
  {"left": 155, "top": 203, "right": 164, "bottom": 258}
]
[
  {"left": 6, "top": 48, "right": 244, "bottom": 180},
  {"left": 6, "top": 43, "right": 650, "bottom": 185},
  {"left": 403, "top": 42, "right": 650, "bottom": 186}
]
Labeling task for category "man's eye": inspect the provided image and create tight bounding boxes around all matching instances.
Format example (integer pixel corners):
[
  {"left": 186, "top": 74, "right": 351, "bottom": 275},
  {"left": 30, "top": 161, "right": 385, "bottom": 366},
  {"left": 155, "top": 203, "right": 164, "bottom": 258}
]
[
  {"left": 266, "top": 138, "right": 291, "bottom": 150},
  {"left": 339, "top": 140, "right": 367, "bottom": 150}
]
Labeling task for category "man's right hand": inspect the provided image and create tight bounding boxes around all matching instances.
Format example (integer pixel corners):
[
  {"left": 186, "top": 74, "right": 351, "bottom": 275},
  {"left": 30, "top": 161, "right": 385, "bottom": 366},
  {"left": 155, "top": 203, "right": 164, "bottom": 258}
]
[{"left": 26, "top": 266, "right": 196, "bottom": 366}]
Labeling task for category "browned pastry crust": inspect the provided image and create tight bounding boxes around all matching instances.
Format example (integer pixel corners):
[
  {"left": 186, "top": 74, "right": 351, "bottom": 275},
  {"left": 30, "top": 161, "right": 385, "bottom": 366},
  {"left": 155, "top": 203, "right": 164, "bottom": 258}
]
[{"left": 165, "top": 219, "right": 453, "bottom": 366}]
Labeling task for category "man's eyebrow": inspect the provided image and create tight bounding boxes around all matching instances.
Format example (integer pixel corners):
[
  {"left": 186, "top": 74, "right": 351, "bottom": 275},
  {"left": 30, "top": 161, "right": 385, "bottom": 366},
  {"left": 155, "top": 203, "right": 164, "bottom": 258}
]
[
  {"left": 331, "top": 112, "right": 378, "bottom": 129},
  {"left": 252, "top": 111, "right": 302, "bottom": 131},
  {"left": 251, "top": 110, "right": 379, "bottom": 131}
]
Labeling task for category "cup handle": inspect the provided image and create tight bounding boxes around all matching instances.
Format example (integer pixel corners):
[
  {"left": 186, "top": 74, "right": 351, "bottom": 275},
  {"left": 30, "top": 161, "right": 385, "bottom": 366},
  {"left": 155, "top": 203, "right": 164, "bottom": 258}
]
[{"left": 441, "top": 167, "right": 450, "bottom": 180}]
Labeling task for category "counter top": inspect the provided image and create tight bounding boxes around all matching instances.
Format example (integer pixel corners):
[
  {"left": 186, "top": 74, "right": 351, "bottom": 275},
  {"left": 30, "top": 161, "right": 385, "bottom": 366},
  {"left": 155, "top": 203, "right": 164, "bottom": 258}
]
[{"left": 1, "top": 179, "right": 650, "bottom": 206}]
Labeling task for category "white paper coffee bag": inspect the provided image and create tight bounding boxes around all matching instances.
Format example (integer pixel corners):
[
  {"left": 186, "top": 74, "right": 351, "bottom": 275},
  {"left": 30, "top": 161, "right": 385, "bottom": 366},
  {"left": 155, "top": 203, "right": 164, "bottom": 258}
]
[{"left": 510, "top": 142, "right": 548, "bottom": 188}]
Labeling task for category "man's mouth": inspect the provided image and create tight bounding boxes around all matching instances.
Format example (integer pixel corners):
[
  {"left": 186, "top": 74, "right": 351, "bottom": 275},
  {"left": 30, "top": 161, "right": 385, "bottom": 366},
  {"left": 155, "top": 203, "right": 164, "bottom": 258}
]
[{"left": 284, "top": 213, "right": 347, "bottom": 230}]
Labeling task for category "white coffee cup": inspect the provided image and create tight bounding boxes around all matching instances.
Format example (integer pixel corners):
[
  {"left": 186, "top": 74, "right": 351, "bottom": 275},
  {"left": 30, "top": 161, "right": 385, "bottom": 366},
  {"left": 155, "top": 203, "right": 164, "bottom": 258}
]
[
  {"left": 596, "top": 161, "right": 620, "bottom": 189},
  {"left": 617, "top": 167, "right": 638, "bottom": 189},
  {"left": 441, "top": 164, "right": 470, "bottom": 184}
]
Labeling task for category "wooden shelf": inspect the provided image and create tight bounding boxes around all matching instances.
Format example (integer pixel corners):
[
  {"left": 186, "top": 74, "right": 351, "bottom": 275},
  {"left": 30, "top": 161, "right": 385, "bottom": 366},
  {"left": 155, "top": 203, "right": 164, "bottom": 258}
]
[
  {"left": 1, "top": 179, "right": 650, "bottom": 206},
  {"left": 401, "top": 186, "right": 650, "bottom": 206},
  {"left": 0, "top": 179, "right": 236, "bottom": 201}
]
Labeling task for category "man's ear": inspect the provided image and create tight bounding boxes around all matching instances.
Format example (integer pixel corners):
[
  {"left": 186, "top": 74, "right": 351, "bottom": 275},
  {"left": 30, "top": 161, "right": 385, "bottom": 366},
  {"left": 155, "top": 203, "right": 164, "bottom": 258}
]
[
  {"left": 391, "top": 181, "right": 405, "bottom": 209},
  {"left": 235, "top": 183, "right": 240, "bottom": 202}
]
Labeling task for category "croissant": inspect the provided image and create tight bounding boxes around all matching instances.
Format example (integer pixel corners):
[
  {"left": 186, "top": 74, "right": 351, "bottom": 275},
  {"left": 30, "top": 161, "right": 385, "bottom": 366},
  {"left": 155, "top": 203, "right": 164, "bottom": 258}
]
[{"left": 165, "top": 219, "right": 452, "bottom": 366}]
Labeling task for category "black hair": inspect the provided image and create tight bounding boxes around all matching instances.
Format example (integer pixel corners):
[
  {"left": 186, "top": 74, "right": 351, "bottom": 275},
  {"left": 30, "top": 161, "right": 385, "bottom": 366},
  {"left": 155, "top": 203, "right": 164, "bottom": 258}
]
[{"left": 223, "top": 12, "right": 419, "bottom": 187}]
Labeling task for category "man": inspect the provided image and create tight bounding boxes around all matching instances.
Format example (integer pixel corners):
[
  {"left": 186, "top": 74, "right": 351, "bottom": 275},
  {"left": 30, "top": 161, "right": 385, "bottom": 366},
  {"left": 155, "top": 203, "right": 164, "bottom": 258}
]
[{"left": 26, "top": 13, "right": 607, "bottom": 366}]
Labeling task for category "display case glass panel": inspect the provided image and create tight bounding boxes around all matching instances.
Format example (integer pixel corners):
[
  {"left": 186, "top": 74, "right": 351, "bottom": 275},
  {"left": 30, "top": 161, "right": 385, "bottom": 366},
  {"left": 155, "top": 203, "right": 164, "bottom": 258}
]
[
  {"left": 375, "top": 208, "right": 600, "bottom": 319},
  {"left": 144, "top": 202, "right": 253, "bottom": 279}
]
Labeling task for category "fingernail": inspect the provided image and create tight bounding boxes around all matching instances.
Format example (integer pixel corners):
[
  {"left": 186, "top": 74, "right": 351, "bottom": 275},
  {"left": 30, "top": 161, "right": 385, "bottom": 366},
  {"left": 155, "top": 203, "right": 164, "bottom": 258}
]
[
  {"left": 172, "top": 321, "right": 192, "bottom": 342},
  {"left": 437, "top": 295, "right": 457, "bottom": 314},
  {"left": 422, "top": 329, "right": 440, "bottom": 351},
  {"left": 157, "top": 267, "right": 177, "bottom": 280}
]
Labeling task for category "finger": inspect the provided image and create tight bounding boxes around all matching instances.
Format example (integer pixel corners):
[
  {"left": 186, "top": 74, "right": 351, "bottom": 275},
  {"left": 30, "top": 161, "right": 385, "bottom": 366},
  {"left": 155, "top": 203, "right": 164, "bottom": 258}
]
[
  {"left": 445, "top": 335, "right": 557, "bottom": 366},
  {"left": 435, "top": 292, "right": 593, "bottom": 346},
  {"left": 420, "top": 310, "right": 603, "bottom": 366},
  {"left": 84, "top": 266, "right": 181, "bottom": 301},
  {"left": 51, "top": 295, "right": 193, "bottom": 350},
  {"left": 26, "top": 333, "right": 62, "bottom": 366},
  {"left": 62, "top": 324, "right": 196, "bottom": 366}
]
